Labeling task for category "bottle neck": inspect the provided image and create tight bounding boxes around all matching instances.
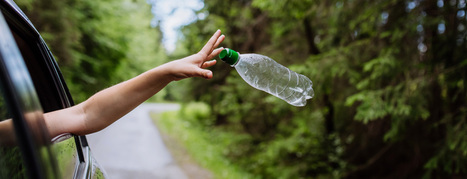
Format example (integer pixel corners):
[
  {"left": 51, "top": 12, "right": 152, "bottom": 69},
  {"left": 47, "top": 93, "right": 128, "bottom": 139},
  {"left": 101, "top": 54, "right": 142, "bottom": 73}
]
[{"left": 231, "top": 56, "right": 240, "bottom": 67}]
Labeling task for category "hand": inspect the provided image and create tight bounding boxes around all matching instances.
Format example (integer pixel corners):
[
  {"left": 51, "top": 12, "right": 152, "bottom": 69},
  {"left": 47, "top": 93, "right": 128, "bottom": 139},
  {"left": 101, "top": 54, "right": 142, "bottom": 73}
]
[
  {"left": 166, "top": 30, "right": 225, "bottom": 81},
  {"left": 44, "top": 30, "right": 225, "bottom": 137}
]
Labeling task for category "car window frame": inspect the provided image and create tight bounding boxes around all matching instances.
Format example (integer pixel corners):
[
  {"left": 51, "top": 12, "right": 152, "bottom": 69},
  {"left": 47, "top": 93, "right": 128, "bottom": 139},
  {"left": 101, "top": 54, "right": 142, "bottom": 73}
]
[
  {"left": 0, "top": 8, "right": 53, "bottom": 179},
  {"left": 0, "top": 1, "right": 97, "bottom": 178}
]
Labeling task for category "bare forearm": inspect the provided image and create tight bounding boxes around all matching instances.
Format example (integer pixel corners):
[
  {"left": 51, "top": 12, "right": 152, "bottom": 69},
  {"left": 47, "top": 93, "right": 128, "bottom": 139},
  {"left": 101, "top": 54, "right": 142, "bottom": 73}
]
[
  {"left": 45, "top": 64, "right": 173, "bottom": 137},
  {"left": 78, "top": 64, "right": 173, "bottom": 135},
  {"left": 45, "top": 30, "right": 224, "bottom": 137},
  {"left": 0, "top": 119, "right": 16, "bottom": 145}
]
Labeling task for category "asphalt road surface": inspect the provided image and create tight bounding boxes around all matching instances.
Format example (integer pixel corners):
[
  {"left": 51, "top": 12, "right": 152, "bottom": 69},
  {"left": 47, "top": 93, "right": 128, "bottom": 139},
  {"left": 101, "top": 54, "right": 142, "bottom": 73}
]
[{"left": 87, "top": 103, "right": 185, "bottom": 179}]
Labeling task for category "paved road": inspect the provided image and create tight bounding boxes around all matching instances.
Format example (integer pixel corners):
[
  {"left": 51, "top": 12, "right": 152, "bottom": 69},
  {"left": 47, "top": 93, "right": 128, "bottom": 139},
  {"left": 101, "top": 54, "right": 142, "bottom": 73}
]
[{"left": 87, "top": 103, "right": 186, "bottom": 179}]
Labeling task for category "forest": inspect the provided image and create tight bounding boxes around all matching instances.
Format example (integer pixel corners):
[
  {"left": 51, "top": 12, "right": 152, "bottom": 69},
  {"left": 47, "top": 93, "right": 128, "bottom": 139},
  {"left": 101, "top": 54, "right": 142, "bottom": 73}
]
[{"left": 15, "top": 0, "right": 467, "bottom": 178}]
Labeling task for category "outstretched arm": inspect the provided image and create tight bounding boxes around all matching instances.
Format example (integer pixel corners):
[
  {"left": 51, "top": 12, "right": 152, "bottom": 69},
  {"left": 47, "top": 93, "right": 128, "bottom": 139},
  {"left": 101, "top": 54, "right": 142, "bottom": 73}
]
[{"left": 45, "top": 30, "right": 225, "bottom": 137}]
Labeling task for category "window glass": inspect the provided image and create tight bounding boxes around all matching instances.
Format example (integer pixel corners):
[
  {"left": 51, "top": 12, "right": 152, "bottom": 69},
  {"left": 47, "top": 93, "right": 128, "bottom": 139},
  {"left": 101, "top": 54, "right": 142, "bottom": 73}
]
[
  {"left": 1, "top": 5, "right": 78, "bottom": 177},
  {"left": 0, "top": 87, "right": 27, "bottom": 178},
  {"left": 9, "top": 26, "right": 78, "bottom": 179},
  {"left": 8, "top": 12, "right": 79, "bottom": 178},
  {"left": 52, "top": 136, "right": 78, "bottom": 178}
]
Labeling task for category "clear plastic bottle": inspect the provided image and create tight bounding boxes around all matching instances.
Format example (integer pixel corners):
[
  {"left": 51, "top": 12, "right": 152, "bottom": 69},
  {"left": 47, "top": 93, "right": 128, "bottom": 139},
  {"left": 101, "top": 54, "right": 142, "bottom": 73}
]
[{"left": 219, "top": 48, "right": 314, "bottom": 107}]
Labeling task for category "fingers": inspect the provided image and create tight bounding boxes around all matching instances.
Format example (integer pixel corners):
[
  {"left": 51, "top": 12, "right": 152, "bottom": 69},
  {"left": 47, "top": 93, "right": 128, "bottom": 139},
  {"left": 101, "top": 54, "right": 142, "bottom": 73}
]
[
  {"left": 200, "top": 30, "right": 223, "bottom": 56},
  {"left": 194, "top": 69, "right": 213, "bottom": 79},
  {"left": 207, "top": 47, "right": 224, "bottom": 60},
  {"left": 214, "top": 34, "right": 225, "bottom": 50},
  {"left": 203, "top": 70, "right": 213, "bottom": 79},
  {"left": 201, "top": 60, "right": 217, "bottom": 69}
]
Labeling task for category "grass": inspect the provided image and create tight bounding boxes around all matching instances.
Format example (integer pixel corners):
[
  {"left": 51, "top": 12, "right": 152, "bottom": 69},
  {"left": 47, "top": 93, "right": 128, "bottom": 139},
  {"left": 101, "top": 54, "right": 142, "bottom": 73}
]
[{"left": 150, "top": 102, "right": 254, "bottom": 179}]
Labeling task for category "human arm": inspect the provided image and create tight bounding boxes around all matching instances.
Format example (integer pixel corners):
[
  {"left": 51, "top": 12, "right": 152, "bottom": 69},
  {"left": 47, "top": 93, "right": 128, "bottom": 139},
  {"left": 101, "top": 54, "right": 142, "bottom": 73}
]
[
  {"left": 0, "top": 119, "right": 15, "bottom": 146},
  {"left": 44, "top": 30, "right": 225, "bottom": 137}
]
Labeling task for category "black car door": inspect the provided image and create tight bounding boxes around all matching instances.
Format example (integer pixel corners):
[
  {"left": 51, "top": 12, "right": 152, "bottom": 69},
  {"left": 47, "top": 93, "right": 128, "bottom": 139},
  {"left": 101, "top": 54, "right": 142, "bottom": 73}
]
[{"left": 0, "top": 1, "right": 106, "bottom": 178}]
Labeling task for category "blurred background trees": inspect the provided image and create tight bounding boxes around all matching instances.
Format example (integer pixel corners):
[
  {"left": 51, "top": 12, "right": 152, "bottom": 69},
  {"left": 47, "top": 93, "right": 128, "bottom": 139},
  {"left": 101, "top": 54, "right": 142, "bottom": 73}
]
[
  {"left": 15, "top": 0, "right": 467, "bottom": 178},
  {"left": 15, "top": 0, "right": 167, "bottom": 102},
  {"left": 179, "top": 0, "right": 467, "bottom": 178}
]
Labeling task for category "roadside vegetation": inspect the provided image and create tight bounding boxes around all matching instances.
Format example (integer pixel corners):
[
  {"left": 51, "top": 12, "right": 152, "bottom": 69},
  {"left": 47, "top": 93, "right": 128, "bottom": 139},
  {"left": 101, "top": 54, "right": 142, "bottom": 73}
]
[
  {"left": 151, "top": 102, "right": 254, "bottom": 179},
  {"left": 18, "top": 0, "right": 467, "bottom": 178}
]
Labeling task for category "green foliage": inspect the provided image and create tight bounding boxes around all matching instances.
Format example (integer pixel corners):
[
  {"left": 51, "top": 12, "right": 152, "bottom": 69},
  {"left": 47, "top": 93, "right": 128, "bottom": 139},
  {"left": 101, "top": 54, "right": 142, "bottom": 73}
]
[
  {"left": 13, "top": 0, "right": 467, "bottom": 178},
  {"left": 175, "top": 0, "right": 467, "bottom": 178},
  {"left": 152, "top": 104, "right": 255, "bottom": 179},
  {"left": 0, "top": 147, "right": 27, "bottom": 179},
  {"left": 17, "top": 0, "right": 166, "bottom": 102},
  {"left": 180, "top": 102, "right": 213, "bottom": 126}
]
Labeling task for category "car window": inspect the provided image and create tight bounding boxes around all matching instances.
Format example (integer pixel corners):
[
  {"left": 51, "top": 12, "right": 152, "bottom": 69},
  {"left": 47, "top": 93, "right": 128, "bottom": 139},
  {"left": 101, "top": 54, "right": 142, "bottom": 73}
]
[
  {"left": 51, "top": 134, "right": 78, "bottom": 178},
  {"left": 0, "top": 6, "right": 64, "bottom": 178},
  {"left": 3, "top": 8, "right": 80, "bottom": 178},
  {"left": 0, "top": 89, "right": 27, "bottom": 179},
  {"left": 9, "top": 13, "right": 64, "bottom": 113}
]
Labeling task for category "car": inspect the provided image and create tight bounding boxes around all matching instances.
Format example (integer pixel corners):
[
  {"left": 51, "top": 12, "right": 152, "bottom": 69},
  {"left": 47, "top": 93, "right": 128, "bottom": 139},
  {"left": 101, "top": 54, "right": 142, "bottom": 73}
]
[{"left": 0, "top": 0, "right": 107, "bottom": 178}]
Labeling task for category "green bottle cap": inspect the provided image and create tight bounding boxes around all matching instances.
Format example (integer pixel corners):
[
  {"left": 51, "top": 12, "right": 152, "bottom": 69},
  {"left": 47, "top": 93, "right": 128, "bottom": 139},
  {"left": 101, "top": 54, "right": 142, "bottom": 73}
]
[{"left": 219, "top": 48, "right": 239, "bottom": 66}]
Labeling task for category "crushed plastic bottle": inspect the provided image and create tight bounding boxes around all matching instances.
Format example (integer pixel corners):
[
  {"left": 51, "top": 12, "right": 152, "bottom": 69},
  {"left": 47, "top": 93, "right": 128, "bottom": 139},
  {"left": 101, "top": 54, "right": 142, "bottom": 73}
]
[{"left": 219, "top": 48, "right": 314, "bottom": 107}]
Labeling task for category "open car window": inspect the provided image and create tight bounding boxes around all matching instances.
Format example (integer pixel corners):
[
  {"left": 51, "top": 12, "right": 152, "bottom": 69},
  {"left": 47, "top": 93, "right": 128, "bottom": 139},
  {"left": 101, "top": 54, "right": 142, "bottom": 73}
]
[
  {"left": 0, "top": 8, "right": 58, "bottom": 178},
  {"left": 1, "top": 4, "right": 83, "bottom": 178},
  {"left": 1, "top": 1, "right": 107, "bottom": 178},
  {"left": 0, "top": 1, "right": 86, "bottom": 177}
]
